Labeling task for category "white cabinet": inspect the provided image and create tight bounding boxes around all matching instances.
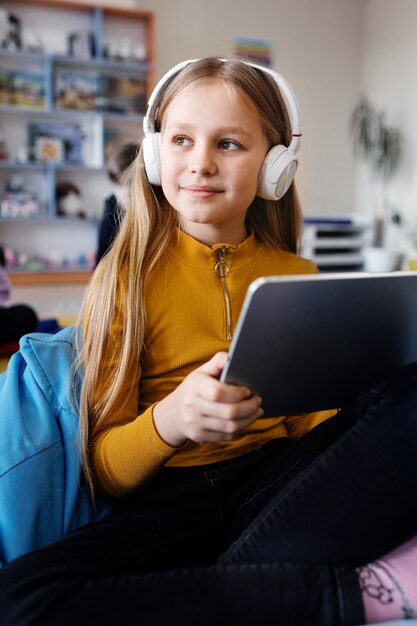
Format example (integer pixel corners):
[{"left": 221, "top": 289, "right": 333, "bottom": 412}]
[{"left": 302, "top": 214, "right": 375, "bottom": 272}]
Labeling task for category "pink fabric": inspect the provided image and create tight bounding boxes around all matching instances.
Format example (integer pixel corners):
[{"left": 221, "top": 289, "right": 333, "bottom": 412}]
[{"left": 357, "top": 534, "right": 417, "bottom": 623}]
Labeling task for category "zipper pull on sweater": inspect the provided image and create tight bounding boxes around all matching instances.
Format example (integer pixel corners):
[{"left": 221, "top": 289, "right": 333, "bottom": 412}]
[{"left": 215, "top": 247, "right": 232, "bottom": 342}]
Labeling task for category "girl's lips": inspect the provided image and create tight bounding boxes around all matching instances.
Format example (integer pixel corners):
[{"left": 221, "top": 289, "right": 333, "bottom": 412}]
[{"left": 182, "top": 186, "right": 223, "bottom": 198}]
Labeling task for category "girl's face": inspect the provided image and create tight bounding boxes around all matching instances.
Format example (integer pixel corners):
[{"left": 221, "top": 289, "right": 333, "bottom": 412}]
[{"left": 160, "top": 78, "right": 269, "bottom": 246}]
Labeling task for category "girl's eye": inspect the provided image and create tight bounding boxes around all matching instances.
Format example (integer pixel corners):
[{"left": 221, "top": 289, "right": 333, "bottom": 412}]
[
  {"left": 173, "top": 136, "right": 192, "bottom": 146},
  {"left": 219, "top": 139, "right": 240, "bottom": 151}
]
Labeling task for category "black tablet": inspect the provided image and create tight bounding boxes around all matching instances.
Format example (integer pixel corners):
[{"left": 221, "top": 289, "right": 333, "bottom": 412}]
[{"left": 220, "top": 272, "right": 417, "bottom": 417}]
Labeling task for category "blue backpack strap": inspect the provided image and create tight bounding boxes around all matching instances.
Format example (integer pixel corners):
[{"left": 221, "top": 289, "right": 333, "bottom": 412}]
[{"left": 0, "top": 326, "right": 110, "bottom": 566}]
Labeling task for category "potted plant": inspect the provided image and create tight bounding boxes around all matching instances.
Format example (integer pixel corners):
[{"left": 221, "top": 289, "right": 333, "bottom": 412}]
[
  {"left": 350, "top": 98, "right": 403, "bottom": 270},
  {"left": 350, "top": 99, "right": 402, "bottom": 180}
]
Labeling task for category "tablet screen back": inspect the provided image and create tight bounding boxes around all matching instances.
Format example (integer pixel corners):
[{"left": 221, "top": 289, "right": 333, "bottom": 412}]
[{"left": 220, "top": 272, "right": 417, "bottom": 417}]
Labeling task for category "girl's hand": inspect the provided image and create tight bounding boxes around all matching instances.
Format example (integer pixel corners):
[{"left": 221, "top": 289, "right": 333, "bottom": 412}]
[{"left": 152, "top": 352, "right": 263, "bottom": 447}]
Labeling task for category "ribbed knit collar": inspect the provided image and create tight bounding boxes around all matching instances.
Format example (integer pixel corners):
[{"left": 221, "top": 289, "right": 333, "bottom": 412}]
[{"left": 168, "top": 228, "right": 263, "bottom": 270}]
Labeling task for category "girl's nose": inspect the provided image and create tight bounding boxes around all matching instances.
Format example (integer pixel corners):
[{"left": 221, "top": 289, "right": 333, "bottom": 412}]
[{"left": 189, "top": 145, "right": 217, "bottom": 176}]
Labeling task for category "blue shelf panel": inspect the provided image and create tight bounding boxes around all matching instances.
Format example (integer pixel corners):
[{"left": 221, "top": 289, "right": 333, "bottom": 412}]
[
  {"left": 52, "top": 54, "right": 151, "bottom": 74},
  {"left": 0, "top": 104, "right": 48, "bottom": 115},
  {"left": 0, "top": 161, "right": 104, "bottom": 173},
  {"left": 0, "top": 49, "right": 48, "bottom": 62},
  {"left": 1, "top": 49, "right": 151, "bottom": 73},
  {"left": 0, "top": 105, "right": 144, "bottom": 122},
  {"left": 0, "top": 161, "right": 46, "bottom": 170},
  {"left": 0, "top": 216, "right": 98, "bottom": 224}
]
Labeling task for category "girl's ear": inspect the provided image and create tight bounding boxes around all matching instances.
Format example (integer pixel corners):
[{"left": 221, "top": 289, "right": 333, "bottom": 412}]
[
  {"left": 257, "top": 144, "right": 298, "bottom": 200},
  {"left": 143, "top": 132, "right": 162, "bottom": 185}
]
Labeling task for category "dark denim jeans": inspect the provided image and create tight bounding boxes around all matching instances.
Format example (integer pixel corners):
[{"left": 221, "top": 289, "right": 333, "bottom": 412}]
[{"left": 2, "top": 362, "right": 417, "bottom": 626}]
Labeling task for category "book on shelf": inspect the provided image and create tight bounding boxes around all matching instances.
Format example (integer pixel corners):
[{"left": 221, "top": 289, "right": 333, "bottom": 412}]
[
  {"left": 28, "top": 121, "right": 84, "bottom": 165},
  {"left": 101, "top": 75, "right": 146, "bottom": 115},
  {"left": 54, "top": 70, "right": 100, "bottom": 111}
]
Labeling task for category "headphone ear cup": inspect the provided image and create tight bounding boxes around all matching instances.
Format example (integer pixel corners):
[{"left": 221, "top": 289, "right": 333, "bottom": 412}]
[
  {"left": 143, "top": 132, "right": 162, "bottom": 186},
  {"left": 257, "top": 144, "right": 298, "bottom": 201}
]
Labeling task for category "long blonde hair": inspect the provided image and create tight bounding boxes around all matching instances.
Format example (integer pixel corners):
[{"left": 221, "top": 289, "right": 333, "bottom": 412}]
[{"left": 75, "top": 57, "right": 303, "bottom": 496}]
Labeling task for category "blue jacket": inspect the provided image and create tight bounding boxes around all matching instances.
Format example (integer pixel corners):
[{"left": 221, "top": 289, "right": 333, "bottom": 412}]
[{"left": 0, "top": 326, "right": 110, "bottom": 566}]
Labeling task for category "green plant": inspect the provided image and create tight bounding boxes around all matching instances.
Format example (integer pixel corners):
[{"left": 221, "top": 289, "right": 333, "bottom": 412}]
[{"left": 350, "top": 98, "right": 402, "bottom": 179}]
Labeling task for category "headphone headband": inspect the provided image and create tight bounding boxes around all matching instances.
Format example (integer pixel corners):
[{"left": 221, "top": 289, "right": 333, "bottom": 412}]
[{"left": 143, "top": 58, "right": 303, "bottom": 152}]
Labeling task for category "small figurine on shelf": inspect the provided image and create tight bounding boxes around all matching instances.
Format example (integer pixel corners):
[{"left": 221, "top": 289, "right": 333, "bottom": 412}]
[
  {"left": 22, "top": 30, "right": 43, "bottom": 54},
  {"left": 68, "top": 31, "right": 95, "bottom": 59},
  {"left": 55, "top": 181, "right": 85, "bottom": 218},
  {"left": 0, "top": 9, "right": 22, "bottom": 51},
  {"left": 0, "top": 175, "right": 40, "bottom": 219},
  {"left": 102, "top": 39, "right": 147, "bottom": 63}
]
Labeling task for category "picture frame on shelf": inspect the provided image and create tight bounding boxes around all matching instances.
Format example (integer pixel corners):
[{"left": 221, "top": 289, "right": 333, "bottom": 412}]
[
  {"left": 28, "top": 121, "right": 85, "bottom": 165},
  {"left": 0, "top": 71, "right": 45, "bottom": 108},
  {"left": 12, "top": 71, "right": 45, "bottom": 109},
  {"left": 54, "top": 70, "right": 100, "bottom": 111},
  {"left": 102, "top": 75, "right": 146, "bottom": 115}
]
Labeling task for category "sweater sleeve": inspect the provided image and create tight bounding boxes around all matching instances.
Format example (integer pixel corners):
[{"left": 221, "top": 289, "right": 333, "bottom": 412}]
[
  {"left": 283, "top": 409, "right": 337, "bottom": 440},
  {"left": 91, "top": 404, "right": 179, "bottom": 498}
]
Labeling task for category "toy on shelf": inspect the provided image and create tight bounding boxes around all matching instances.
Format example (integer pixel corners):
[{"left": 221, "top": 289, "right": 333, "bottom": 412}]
[
  {"left": 55, "top": 181, "right": 85, "bottom": 218},
  {"left": 4, "top": 245, "right": 95, "bottom": 272},
  {"left": 0, "top": 9, "right": 22, "bottom": 51},
  {"left": 0, "top": 175, "right": 40, "bottom": 219}
]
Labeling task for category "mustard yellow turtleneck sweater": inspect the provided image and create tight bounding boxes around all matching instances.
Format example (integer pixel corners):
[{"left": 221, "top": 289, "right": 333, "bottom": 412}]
[{"left": 92, "top": 230, "right": 335, "bottom": 497}]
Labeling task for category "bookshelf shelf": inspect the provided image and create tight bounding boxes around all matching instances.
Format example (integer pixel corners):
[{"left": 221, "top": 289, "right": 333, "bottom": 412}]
[
  {"left": 0, "top": 0, "right": 155, "bottom": 277},
  {"left": 53, "top": 54, "right": 150, "bottom": 74},
  {"left": 9, "top": 270, "right": 91, "bottom": 286}
]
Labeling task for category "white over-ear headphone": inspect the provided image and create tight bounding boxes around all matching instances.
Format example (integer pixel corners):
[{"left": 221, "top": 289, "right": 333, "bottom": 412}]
[{"left": 142, "top": 58, "right": 303, "bottom": 201}]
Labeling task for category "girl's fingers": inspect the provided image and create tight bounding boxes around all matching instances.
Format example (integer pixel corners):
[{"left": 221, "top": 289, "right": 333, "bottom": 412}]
[
  {"left": 193, "top": 371, "right": 253, "bottom": 404},
  {"left": 196, "top": 395, "right": 263, "bottom": 422},
  {"left": 180, "top": 398, "right": 263, "bottom": 442},
  {"left": 196, "top": 351, "right": 229, "bottom": 377},
  {"left": 186, "top": 410, "right": 263, "bottom": 442}
]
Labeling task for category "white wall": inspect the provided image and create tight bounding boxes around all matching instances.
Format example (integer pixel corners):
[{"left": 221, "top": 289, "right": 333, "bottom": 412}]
[
  {"left": 136, "top": 0, "right": 363, "bottom": 217},
  {"left": 354, "top": 0, "right": 417, "bottom": 261}
]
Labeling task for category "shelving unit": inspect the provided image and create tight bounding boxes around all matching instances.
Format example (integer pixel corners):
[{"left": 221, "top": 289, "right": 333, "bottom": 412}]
[
  {"left": 0, "top": 0, "right": 154, "bottom": 281},
  {"left": 302, "top": 214, "right": 375, "bottom": 272}
]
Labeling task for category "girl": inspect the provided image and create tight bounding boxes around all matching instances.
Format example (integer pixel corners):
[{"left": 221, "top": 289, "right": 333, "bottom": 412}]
[{"left": 1, "top": 57, "right": 417, "bottom": 625}]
